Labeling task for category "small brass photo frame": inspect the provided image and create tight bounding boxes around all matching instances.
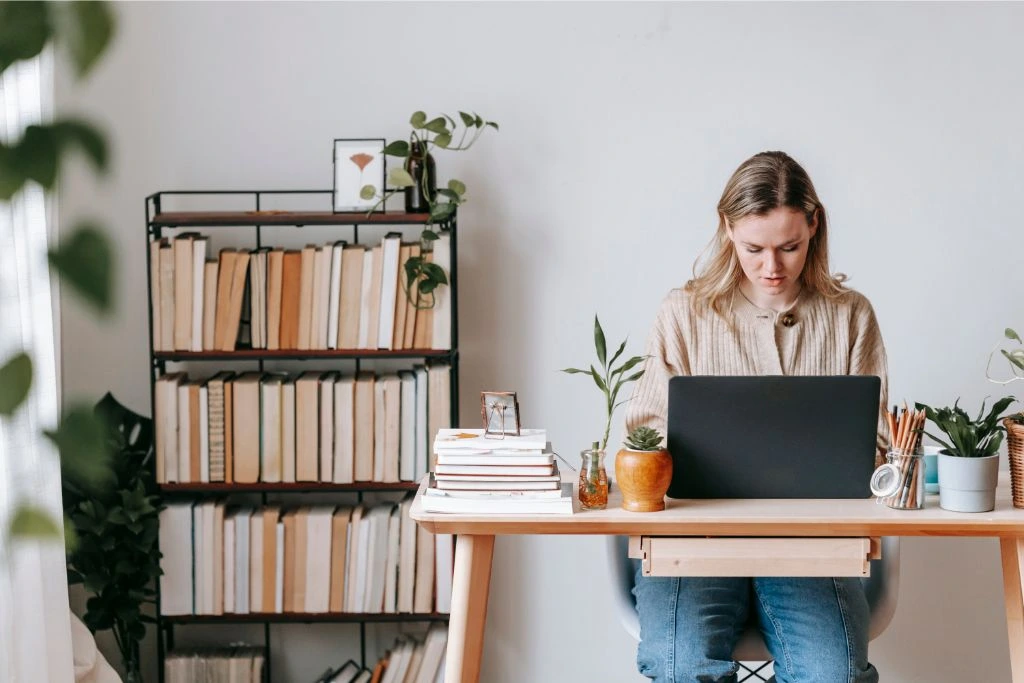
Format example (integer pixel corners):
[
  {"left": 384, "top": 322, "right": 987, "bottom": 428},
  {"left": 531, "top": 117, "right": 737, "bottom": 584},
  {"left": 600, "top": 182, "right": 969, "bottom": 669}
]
[{"left": 481, "top": 391, "right": 521, "bottom": 438}]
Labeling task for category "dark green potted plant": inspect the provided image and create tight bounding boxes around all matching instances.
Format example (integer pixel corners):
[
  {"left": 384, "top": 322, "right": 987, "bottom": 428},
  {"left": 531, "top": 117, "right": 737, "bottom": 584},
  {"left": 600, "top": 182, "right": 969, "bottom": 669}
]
[
  {"left": 916, "top": 396, "right": 1015, "bottom": 512},
  {"left": 64, "top": 393, "right": 163, "bottom": 682}
]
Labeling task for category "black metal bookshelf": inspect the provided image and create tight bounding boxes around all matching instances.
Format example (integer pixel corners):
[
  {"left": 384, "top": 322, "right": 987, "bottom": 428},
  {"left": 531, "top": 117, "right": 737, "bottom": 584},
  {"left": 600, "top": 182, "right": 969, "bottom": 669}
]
[{"left": 145, "top": 190, "right": 459, "bottom": 683}]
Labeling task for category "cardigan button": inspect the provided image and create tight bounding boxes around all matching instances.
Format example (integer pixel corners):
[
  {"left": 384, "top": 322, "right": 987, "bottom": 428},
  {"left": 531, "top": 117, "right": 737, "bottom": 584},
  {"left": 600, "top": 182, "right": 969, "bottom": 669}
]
[{"left": 780, "top": 312, "right": 796, "bottom": 327}]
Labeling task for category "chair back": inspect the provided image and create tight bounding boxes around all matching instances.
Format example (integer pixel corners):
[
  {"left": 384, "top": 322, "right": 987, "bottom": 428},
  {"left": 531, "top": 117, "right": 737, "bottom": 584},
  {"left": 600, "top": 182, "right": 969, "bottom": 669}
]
[{"left": 606, "top": 535, "right": 900, "bottom": 659}]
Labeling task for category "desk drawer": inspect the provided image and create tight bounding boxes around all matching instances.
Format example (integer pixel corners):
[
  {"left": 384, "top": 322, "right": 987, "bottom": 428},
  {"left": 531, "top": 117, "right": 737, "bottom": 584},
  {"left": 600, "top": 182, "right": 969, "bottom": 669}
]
[{"left": 629, "top": 536, "right": 880, "bottom": 577}]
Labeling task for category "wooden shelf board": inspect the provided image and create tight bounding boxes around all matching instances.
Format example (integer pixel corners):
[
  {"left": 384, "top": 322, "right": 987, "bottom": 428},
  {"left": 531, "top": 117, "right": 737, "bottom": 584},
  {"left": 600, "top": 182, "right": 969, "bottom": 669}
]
[
  {"left": 150, "top": 211, "right": 432, "bottom": 227},
  {"left": 159, "top": 482, "right": 420, "bottom": 494},
  {"left": 154, "top": 349, "right": 454, "bottom": 361},
  {"left": 161, "top": 612, "right": 450, "bottom": 625}
]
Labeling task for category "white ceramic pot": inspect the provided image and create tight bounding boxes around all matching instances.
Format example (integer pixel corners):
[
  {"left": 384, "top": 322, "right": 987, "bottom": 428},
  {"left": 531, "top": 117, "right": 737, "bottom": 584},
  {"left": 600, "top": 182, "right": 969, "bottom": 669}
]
[{"left": 937, "top": 452, "right": 999, "bottom": 513}]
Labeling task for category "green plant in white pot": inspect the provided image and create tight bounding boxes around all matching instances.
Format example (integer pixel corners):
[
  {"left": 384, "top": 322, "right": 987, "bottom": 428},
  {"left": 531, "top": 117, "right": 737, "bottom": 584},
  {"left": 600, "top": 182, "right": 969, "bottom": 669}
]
[{"left": 916, "top": 397, "right": 1015, "bottom": 512}]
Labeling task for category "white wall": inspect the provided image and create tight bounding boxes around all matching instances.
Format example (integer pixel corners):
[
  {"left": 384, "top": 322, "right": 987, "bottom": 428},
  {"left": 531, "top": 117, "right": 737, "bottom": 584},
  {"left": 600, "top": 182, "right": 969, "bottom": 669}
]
[{"left": 57, "top": 2, "right": 1024, "bottom": 681}]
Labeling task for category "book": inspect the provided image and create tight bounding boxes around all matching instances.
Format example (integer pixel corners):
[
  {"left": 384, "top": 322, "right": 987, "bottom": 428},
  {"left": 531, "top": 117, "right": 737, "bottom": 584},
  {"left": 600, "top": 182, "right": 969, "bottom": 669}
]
[
  {"left": 157, "top": 240, "right": 175, "bottom": 352},
  {"left": 420, "top": 483, "right": 574, "bottom": 515},
  {"left": 266, "top": 249, "right": 284, "bottom": 350},
  {"left": 434, "top": 463, "right": 555, "bottom": 476},
  {"left": 426, "top": 485, "right": 563, "bottom": 498},
  {"left": 433, "top": 428, "right": 547, "bottom": 451},
  {"left": 434, "top": 450, "right": 554, "bottom": 466},
  {"left": 278, "top": 250, "right": 302, "bottom": 349},
  {"left": 434, "top": 534, "right": 453, "bottom": 613},
  {"left": 433, "top": 478, "right": 560, "bottom": 491},
  {"left": 173, "top": 233, "right": 194, "bottom": 351},
  {"left": 295, "top": 372, "right": 322, "bottom": 481},
  {"left": 332, "top": 376, "right": 355, "bottom": 484},
  {"left": 377, "top": 233, "right": 402, "bottom": 350},
  {"left": 260, "top": 375, "right": 284, "bottom": 483},
  {"left": 338, "top": 245, "right": 365, "bottom": 349},
  {"left": 433, "top": 472, "right": 560, "bottom": 483},
  {"left": 297, "top": 245, "right": 317, "bottom": 350},
  {"left": 158, "top": 504, "right": 193, "bottom": 615},
  {"left": 327, "top": 241, "right": 345, "bottom": 350},
  {"left": 430, "top": 231, "right": 451, "bottom": 350},
  {"left": 191, "top": 237, "right": 208, "bottom": 352}
]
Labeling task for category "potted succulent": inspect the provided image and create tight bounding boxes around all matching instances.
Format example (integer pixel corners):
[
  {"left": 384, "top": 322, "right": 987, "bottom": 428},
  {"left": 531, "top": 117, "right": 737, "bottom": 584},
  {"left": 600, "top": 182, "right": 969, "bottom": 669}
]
[
  {"left": 561, "top": 315, "right": 646, "bottom": 510},
  {"left": 616, "top": 426, "right": 672, "bottom": 512},
  {"left": 916, "top": 396, "right": 1015, "bottom": 512}
]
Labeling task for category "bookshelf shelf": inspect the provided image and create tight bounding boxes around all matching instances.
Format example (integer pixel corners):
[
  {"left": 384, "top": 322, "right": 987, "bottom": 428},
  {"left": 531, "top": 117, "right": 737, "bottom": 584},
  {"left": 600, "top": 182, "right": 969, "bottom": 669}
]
[
  {"left": 161, "top": 612, "right": 451, "bottom": 625},
  {"left": 146, "top": 189, "right": 460, "bottom": 682},
  {"left": 160, "top": 481, "right": 420, "bottom": 494},
  {"left": 154, "top": 349, "right": 456, "bottom": 362},
  {"left": 150, "top": 210, "right": 432, "bottom": 228}
]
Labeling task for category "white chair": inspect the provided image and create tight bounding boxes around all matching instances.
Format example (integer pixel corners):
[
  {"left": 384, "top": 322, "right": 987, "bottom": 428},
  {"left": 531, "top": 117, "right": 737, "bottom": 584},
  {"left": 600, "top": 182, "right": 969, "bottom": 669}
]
[{"left": 607, "top": 535, "right": 900, "bottom": 675}]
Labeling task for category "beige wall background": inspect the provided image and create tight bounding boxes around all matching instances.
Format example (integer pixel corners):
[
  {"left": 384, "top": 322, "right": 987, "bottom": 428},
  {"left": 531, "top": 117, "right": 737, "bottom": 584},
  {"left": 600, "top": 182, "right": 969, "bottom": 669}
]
[{"left": 58, "top": 2, "right": 1024, "bottom": 681}]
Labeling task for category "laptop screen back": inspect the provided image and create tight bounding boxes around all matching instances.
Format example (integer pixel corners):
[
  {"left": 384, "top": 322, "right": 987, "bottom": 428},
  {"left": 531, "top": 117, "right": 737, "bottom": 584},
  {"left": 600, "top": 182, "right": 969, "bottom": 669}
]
[{"left": 666, "top": 375, "right": 881, "bottom": 499}]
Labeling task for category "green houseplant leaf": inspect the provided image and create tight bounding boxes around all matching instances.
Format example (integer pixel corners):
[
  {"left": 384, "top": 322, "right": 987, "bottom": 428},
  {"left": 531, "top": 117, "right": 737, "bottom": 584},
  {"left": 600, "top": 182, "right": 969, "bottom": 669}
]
[
  {"left": 64, "top": 393, "right": 162, "bottom": 683},
  {"left": 0, "top": 1, "right": 50, "bottom": 73},
  {"left": 48, "top": 221, "right": 114, "bottom": 313},
  {"left": 9, "top": 505, "right": 61, "bottom": 540},
  {"left": 367, "top": 110, "right": 498, "bottom": 311},
  {"left": 562, "top": 314, "right": 647, "bottom": 451},
  {"left": 52, "top": 1, "right": 116, "bottom": 78},
  {"left": 0, "top": 352, "right": 33, "bottom": 416},
  {"left": 916, "top": 397, "right": 1015, "bottom": 457}
]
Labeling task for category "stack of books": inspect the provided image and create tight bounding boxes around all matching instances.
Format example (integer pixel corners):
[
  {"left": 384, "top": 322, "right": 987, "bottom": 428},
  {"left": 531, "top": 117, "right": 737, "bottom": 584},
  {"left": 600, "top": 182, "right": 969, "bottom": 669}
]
[
  {"left": 421, "top": 428, "right": 573, "bottom": 515},
  {"left": 164, "top": 645, "right": 265, "bottom": 682}
]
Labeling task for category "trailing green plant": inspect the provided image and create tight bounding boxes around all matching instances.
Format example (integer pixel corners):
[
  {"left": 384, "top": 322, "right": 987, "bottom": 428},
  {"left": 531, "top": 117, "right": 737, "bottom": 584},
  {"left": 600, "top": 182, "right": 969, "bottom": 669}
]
[
  {"left": 916, "top": 396, "right": 1016, "bottom": 457},
  {"left": 1009, "top": 412, "right": 1024, "bottom": 426},
  {"left": 363, "top": 110, "right": 498, "bottom": 309},
  {"left": 624, "top": 426, "right": 664, "bottom": 452},
  {"left": 561, "top": 315, "right": 646, "bottom": 452},
  {"left": 987, "top": 328, "right": 1024, "bottom": 385},
  {"left": 64, "top": 393, "right": 162, "bottom": 683},
  {"left": 0, "top": 1, "right": 118, "bottom": 546}
]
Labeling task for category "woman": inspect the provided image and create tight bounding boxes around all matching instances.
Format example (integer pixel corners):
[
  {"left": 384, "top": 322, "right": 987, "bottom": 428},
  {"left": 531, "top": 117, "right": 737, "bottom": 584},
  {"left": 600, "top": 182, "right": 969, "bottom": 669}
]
[{"left": 625, "top": 151, "right": 888, "bottom": 683}]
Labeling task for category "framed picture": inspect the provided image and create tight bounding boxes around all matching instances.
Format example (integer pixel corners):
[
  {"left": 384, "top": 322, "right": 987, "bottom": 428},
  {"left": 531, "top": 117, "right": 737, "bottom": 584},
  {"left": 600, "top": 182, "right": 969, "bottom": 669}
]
[
  {"left": 333, "top": 138, "right": 386, "bottom": 213},
  {"left": 480, "top": 391, "right": 521, "bottom": 437}
]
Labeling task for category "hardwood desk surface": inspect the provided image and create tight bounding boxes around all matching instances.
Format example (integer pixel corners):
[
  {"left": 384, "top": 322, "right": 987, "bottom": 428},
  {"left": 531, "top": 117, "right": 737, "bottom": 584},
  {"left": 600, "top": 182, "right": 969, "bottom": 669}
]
[
  {"left": 413, "top": 472, "right": 1024, "bottom": 683},
  {"left": 411, "top": 473, "right": 1024, "bottom": 537}
]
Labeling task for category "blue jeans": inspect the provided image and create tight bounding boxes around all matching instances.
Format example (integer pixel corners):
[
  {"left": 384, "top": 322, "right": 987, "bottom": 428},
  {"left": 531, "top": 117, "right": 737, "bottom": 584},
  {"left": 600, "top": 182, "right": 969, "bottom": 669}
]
[{"left": 633, "top": 564, "right": 879, "bottom": 683}]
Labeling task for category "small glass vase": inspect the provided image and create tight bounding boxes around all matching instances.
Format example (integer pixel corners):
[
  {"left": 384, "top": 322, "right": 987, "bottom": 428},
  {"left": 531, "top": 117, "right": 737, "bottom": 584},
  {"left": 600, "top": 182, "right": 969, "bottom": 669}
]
[{"left": 578, "top": 447, "right": 609, "bottom": 510}]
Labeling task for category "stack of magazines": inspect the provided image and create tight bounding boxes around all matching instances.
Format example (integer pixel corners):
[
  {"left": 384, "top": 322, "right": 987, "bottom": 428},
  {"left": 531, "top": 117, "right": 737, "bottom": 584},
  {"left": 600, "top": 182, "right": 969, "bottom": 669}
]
[{"left": 421, "top": 428, "right": 573, "bottom": 514}]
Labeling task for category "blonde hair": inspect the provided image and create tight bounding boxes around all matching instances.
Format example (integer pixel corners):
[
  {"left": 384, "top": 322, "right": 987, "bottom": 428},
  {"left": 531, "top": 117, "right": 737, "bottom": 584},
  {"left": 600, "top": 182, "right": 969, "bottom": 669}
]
[{"left": 685, "top": 151, "right": 848, "bottom": 318}]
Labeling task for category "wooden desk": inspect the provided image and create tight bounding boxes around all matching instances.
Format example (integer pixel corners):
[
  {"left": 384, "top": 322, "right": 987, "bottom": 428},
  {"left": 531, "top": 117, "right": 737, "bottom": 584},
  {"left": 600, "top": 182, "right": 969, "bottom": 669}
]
[{"left": 411, "top": 474, "right": 1024, "bottom": 683}]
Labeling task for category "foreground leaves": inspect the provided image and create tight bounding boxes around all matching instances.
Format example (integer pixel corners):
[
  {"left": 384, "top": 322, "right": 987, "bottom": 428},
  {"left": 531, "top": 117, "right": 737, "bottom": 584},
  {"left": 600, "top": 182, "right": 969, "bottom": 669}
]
[{"left": 0, "top": 352, "right": 32, "bottom": 416}]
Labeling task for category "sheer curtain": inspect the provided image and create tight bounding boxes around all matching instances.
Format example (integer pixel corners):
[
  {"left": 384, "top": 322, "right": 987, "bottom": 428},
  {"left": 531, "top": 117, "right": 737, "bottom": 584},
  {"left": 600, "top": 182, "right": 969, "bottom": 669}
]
[{"left": 0, "top": 52, "right": 74, "bottom": 683}]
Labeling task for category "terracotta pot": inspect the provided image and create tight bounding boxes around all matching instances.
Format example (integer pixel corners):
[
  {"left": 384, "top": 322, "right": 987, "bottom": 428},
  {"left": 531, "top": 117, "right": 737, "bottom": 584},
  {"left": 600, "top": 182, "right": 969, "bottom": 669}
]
[{"left": 615, "top": 448, "right": 672, "bottom": 512}]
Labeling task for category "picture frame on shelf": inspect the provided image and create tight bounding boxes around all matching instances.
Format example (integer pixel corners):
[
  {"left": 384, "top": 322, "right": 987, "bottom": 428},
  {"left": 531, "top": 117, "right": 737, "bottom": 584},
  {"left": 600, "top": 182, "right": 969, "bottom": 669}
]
[
  {"left": 333, "top": 138, "right": 386, "bottom": 213},
  {"left": 481, "top": 391, "right": 521, "bottom": 437}
]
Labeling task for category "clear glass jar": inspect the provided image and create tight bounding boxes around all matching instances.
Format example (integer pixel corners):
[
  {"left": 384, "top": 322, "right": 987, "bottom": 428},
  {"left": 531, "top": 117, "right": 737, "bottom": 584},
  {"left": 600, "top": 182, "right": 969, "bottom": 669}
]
[
  {"left": 870, "top": 450, "right": 925, "bottom": 510},
  {"left": 579, "top": 447, "right": 608, "bottom": 510}
]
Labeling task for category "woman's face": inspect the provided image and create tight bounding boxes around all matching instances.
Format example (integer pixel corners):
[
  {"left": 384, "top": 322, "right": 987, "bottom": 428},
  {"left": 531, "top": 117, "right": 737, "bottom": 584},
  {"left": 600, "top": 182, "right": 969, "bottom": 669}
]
[{"left": 727, "top": 207, "right": 818, "bottom": 305}]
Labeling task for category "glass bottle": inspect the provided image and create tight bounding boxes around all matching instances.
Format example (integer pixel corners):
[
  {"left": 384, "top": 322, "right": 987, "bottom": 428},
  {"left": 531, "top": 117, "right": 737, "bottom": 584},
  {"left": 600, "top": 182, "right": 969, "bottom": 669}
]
[
  {"left": 579, "top": 443, "right": 609, "bottom": 510},
  {"left": 404, "top": 141, "right": 436, "bottom": 212}
]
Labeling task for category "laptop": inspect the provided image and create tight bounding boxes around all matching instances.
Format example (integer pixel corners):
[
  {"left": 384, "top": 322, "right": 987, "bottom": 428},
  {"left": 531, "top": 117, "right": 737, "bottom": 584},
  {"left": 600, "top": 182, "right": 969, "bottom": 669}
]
[{"left": 666, "top": 375, "right": 881, "bottom": 499}]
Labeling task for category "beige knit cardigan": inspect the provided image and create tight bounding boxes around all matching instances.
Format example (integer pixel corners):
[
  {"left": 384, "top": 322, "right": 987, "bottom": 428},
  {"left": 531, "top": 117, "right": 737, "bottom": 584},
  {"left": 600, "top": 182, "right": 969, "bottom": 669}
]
[{"left": 624, "top": 286, "right": 890, "bottom": 453}]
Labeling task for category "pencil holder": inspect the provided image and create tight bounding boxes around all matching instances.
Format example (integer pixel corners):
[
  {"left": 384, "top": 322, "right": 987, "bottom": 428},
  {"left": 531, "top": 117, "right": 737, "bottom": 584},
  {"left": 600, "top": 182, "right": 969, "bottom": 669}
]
[{"left": 870, "top": 450, "right": 925, "bottom": 510}]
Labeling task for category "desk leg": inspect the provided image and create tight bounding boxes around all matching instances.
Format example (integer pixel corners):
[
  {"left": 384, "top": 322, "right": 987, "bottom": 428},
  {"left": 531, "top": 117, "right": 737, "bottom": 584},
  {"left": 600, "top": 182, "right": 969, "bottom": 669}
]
[
  {"left": 1000, "top": 537, "right": 1024, "bottom": 682},
  {"left": 445, "top": 534, "right": 495, "bottom": 683}
]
